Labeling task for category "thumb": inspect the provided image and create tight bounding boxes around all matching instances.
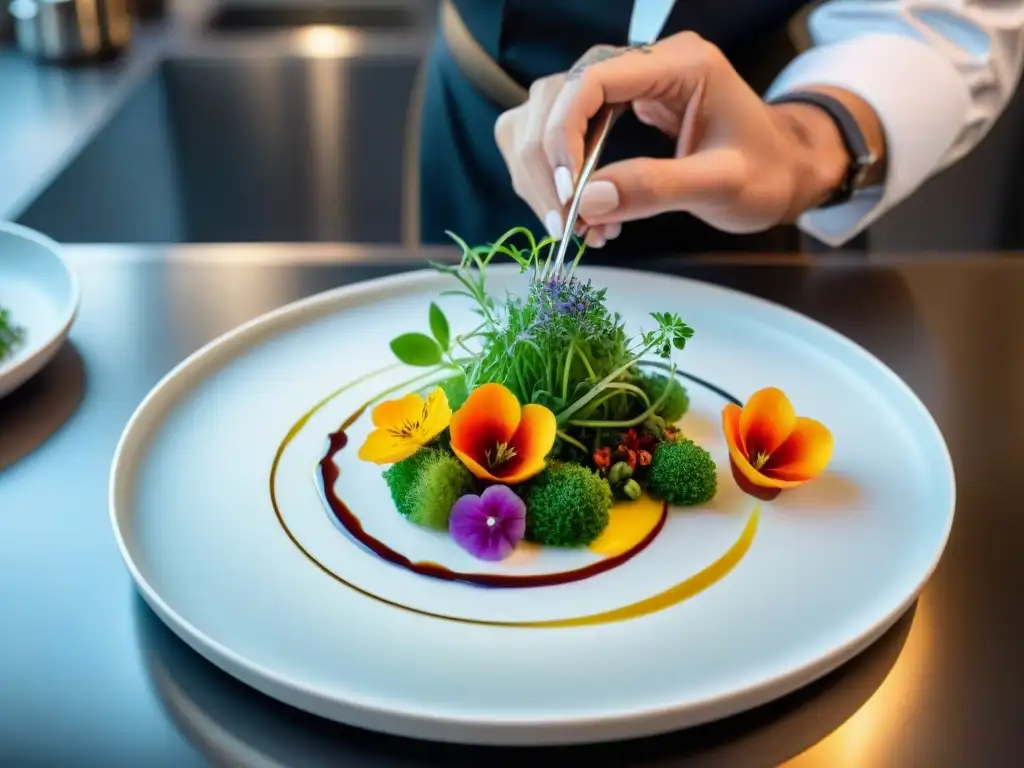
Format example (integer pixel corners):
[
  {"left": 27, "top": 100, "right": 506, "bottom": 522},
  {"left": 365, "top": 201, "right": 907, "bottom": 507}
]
[{"left": 578, "top": 150, "right": 744, "bottom": 224}]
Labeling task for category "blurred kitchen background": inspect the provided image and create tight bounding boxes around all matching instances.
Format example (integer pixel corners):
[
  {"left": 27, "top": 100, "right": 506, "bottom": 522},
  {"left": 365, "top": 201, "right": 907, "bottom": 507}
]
[{"left": 2, "top": 0, "right": 1024, "bottom": 251}]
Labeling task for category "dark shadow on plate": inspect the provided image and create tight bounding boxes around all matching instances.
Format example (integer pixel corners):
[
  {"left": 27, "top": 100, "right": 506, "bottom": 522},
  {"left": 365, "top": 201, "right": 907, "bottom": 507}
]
[
  {"left": 134, "top": 593, "right": 916, "bottom": 768},
  {"left": 0, "top": 343, "right": 86, "bottom": 471}
]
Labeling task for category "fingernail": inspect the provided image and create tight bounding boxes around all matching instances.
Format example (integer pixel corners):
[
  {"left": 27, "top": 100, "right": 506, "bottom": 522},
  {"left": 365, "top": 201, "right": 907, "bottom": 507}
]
[
  {"left": 586, "top": 228, "right": 606, "bottom": 248},
  {"left": 579, "top": 181, "right": 620, "bottom": 218},
  {"left": 554, "top": 166, "right": 574, "bottom": 205},
  {"left": 604, "top": 222, "right": 622, "bottom": 240},
  {"left": 545, "top": 210, "right": 564, "bottom": 240}
]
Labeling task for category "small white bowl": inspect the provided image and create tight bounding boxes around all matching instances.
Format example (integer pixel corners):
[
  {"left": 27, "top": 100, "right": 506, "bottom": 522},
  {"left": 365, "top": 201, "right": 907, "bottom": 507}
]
[{"left": 0, "top": 221, "right": 80, "bottom": 399}]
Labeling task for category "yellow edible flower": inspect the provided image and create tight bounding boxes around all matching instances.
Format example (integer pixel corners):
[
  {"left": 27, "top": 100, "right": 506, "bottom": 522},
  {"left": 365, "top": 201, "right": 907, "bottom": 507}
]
[{"left": 358, "top": 387, "right": 452, "bottom": 464}]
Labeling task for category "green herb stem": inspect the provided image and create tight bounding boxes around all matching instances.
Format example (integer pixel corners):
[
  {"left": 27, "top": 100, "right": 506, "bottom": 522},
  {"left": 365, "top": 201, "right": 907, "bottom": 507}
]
[
  {"left": 572, "top": 342, "right": 598, "bottom": 382},
  {"left": 556, "top": 430, "right": 589, "bottom": 454},
  {"left": 566, "top": 366, "right": 675, "bottom": 429},
  {"left": 555, "top": 342, "right": 658, "bottom": 425},
  {"left": 560, "top": 344, "right": 575, "bottom": 402}
]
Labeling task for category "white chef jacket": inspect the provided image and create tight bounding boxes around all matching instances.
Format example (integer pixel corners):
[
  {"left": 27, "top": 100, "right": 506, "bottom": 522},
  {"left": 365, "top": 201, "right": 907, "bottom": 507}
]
[{"left": 634, "top": 1, "right": 1024, "bottom": 246}]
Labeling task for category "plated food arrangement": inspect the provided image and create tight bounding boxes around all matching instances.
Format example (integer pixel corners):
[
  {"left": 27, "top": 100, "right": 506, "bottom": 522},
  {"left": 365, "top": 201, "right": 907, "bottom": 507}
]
[
  {"left": 317, "top": 227, "right": 833, "bottom": 593},
  {"left": 110, "top": 223, "right": 953, "bottom": 744}
]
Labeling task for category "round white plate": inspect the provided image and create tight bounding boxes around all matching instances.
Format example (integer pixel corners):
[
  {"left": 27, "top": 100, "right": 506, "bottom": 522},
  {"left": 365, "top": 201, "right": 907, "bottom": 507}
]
[
  {"left": 110, "top": 265, "right": 955, "bottom": 746},
  {"left": 0, "top": 222, "right": 80, "bottom": 400}
]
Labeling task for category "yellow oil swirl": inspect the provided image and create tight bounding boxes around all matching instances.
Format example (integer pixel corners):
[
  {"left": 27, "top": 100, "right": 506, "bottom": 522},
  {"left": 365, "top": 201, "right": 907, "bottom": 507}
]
[
  {"left": 270, "top": 366, "right": 761, "bottom": 628},
  {"left": 589, "top": 494, "right": 665, "bottom": 558},
  {"left": 527, "top": 507, "right": 759, "bottom": 628}
]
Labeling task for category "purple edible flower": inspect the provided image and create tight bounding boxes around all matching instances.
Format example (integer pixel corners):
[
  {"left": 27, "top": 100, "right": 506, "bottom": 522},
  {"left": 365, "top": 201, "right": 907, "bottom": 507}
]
[
  {"left": 449, "top": 485, "right": 526, "bottom": 561},
  {"left": 534, "top": 276, "right": 595, "bottom": 322}
]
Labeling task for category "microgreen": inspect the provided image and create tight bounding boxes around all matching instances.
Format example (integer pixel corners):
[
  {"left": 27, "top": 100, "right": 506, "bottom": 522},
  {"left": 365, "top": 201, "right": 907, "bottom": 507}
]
[
  {"left": 386, "top": 227, "right": 695, "bottom": 461},
  {"left": 389, "top": 333, "right": 443, "bottom": 367},
  {"left": 0, "top": 306, "right": 24, "bottom": 363},
  {"left": 428, "top": 302, "right": 450, "bottom": 351}
]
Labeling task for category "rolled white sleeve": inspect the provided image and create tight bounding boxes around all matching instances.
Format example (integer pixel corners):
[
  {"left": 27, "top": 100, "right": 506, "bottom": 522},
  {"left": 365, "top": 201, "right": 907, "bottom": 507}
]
[{"left": 766, "top": 1, "right": 1024, "bottom": 247}]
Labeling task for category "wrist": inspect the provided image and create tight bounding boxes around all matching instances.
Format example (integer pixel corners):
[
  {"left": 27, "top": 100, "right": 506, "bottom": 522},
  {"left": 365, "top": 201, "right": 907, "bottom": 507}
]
[
  {"left": 769, "top": 86, "right": 888, "bottom": 220},
  {"left": 770, "top": 101, "right": 849, "bottom": 220}
]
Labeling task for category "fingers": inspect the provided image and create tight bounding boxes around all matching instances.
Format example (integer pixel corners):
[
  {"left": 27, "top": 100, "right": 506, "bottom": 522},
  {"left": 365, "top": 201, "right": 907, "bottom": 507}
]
[
  {"left": 577, "top": 150, "right": 747, "bottom": 224},
  {"left": 543, "top": 33, "right": 719, "bottom": 179},
  {"left": 495, "top": 77, "right": 622, "bottom": 247},
  {"left": 494, "top": 76, "right": 568, "bottom": 239},
  {"left": 632, "top": 99, "right": 683, "bottom": 138},
  {"left": 496, "top": 34, "right": 723, "bottom": 247}
]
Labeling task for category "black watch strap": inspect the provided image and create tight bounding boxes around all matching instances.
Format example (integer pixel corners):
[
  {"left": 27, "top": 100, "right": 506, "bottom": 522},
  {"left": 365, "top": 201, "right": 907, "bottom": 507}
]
[{"left": 767, "top": 90, "right": 878, "bottom": 208}]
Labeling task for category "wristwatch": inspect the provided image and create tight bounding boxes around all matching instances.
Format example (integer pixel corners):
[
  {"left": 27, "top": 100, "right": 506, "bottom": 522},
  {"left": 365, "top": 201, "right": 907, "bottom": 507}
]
[{"left": 767, "top": 90, "right": 880, "bottom": 208}]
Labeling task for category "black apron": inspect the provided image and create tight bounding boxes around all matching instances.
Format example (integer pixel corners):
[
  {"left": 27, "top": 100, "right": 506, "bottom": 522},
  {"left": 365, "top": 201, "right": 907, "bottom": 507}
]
[{"left": 419, "top": 0, "right": 812, "bottom": 258}]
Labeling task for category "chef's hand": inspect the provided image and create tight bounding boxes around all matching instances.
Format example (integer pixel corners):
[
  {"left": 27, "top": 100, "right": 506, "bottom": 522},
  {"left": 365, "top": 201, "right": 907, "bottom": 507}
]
[{"left": 493, "top": 33, "right": 885, "bottom": 247}]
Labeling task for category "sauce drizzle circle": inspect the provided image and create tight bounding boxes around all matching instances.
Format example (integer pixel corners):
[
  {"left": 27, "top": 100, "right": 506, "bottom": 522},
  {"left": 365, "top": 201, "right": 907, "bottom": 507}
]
[{"left": 317, "top": 429, "right": 667, "bottom": 589}]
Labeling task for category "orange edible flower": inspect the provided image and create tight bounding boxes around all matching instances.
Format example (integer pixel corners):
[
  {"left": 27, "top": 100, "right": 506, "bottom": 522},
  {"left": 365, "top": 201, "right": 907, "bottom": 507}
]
[
  {"left": 722, "top": 387, "right": 833, "bottom": 501},
  {"left": 358, "top": 387, "right": 452, "bottom": 464},
  {"left": 449, "top": 383, "right": 556, "bottom": 485},
  {"left": 593, "top": 446, "right": 612, "bottom": 470}
]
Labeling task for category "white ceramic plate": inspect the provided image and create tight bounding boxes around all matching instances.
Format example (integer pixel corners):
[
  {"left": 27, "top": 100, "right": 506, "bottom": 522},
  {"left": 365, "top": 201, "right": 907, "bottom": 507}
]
[
  {"left": 110, "top": 265, "right": 955, "bottom": 746},
  {"left": 0, "top": 222, "right": 80, "bottom": 400}
]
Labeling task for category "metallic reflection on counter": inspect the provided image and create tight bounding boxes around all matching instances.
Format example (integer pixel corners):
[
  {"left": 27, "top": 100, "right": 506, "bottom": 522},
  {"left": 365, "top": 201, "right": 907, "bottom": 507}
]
[
  {"left": 0, "top": 343, "right": 85, "bottom": 471},
  {"left": 16, "top": 39, "right": 428, "bottom": 243},
  {"left": 135, "top": 594, "right": 917, "bottom": 767},
  {"left": 205, "top": 4, "right": 425, "bottom": 32},
  {"left": 9, "top": 0, "right": 132, "bottom": 64}
]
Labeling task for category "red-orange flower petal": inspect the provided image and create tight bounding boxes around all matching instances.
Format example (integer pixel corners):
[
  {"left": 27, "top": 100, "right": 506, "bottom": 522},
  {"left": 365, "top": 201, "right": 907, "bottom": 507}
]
[
  {"left": 449, "top": 382, "right": 520, "bottom": 460},
  {"left": 449, "top": 384, "right": 556, "bottom": 484},
  {"left": 502, "top": 403, "right": 557, "bottom": 484},
  {"left": 739, "top": 387, "right": 796, "bottom": 458},
  {"left": 451, "top": 446, "right": 499, "bottom": 482},
  {"left": 722, "top": 403, "right": 745, "bottom": 457},
  {"left": 723, "top": 402, "right": 805, "bottom": 490},
  {"left": 762, "top": 417, "right": 833, "bottom": 482}
]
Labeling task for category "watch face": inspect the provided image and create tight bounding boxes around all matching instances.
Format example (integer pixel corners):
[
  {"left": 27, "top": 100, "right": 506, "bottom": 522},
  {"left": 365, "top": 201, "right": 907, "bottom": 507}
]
[{"left": 852, "top": 165, "right": 870, "bottom": 190}]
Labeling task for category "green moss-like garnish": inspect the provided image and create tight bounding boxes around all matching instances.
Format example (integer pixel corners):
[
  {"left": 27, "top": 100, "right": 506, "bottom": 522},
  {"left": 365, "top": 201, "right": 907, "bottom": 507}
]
[
  {"left": 639, "top": 372, "right": 689, "bottom": 423},
  {"left": 382, "top": 448, "right": 475, "bottom": 529},
  {"left": 647, "top": 439, "right": 717, "bottom": 506},
  {"left": 523, "top": 462, "right": 611, "bottom": 547}
]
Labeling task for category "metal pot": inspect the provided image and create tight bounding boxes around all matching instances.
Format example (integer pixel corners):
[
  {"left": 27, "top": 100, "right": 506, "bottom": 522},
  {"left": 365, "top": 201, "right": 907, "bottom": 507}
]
[{"left": 10, "top": 0, "right": 132, "bottom": 64}]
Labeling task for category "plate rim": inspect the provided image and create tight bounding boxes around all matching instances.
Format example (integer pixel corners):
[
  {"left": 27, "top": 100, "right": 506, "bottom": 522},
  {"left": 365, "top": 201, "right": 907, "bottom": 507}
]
[
  {"left": 109, "top": 264, "right": 956, "bottom": 743},
  {"left": 0, "top": 221, "right": 81, "bottom": 396}
]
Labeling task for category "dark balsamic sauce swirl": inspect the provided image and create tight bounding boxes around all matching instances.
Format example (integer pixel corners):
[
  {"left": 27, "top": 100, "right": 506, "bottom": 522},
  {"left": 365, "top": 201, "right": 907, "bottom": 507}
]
[{"left": 316, "top": 430, "right": 667, "bottom": 589}]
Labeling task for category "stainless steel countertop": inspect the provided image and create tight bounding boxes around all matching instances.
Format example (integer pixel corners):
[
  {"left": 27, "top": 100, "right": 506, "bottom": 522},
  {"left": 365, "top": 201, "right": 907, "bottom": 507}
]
[
  {"left": 0, "top": 1, "right": 435, "bottom": 224},
  {"left": 2, "top": 245, "right": 1023, "bottom": 766},
  {"left": 0, "top": 22, "right": 177, "bottom": 221}
]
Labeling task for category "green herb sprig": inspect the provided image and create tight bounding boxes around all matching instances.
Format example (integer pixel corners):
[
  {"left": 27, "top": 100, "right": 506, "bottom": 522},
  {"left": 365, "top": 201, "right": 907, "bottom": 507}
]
[
  {"left": 0, "top": 306, "right": 24, "bottom": 363},
  {"left": 386, "top": 227, "right": 694, "bottom": 459}
]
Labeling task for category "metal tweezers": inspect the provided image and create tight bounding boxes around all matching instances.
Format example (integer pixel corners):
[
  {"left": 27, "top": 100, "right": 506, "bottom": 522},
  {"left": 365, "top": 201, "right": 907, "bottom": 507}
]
[{"left": 547, "top": 103, "right": 625, "bottom": 277}]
